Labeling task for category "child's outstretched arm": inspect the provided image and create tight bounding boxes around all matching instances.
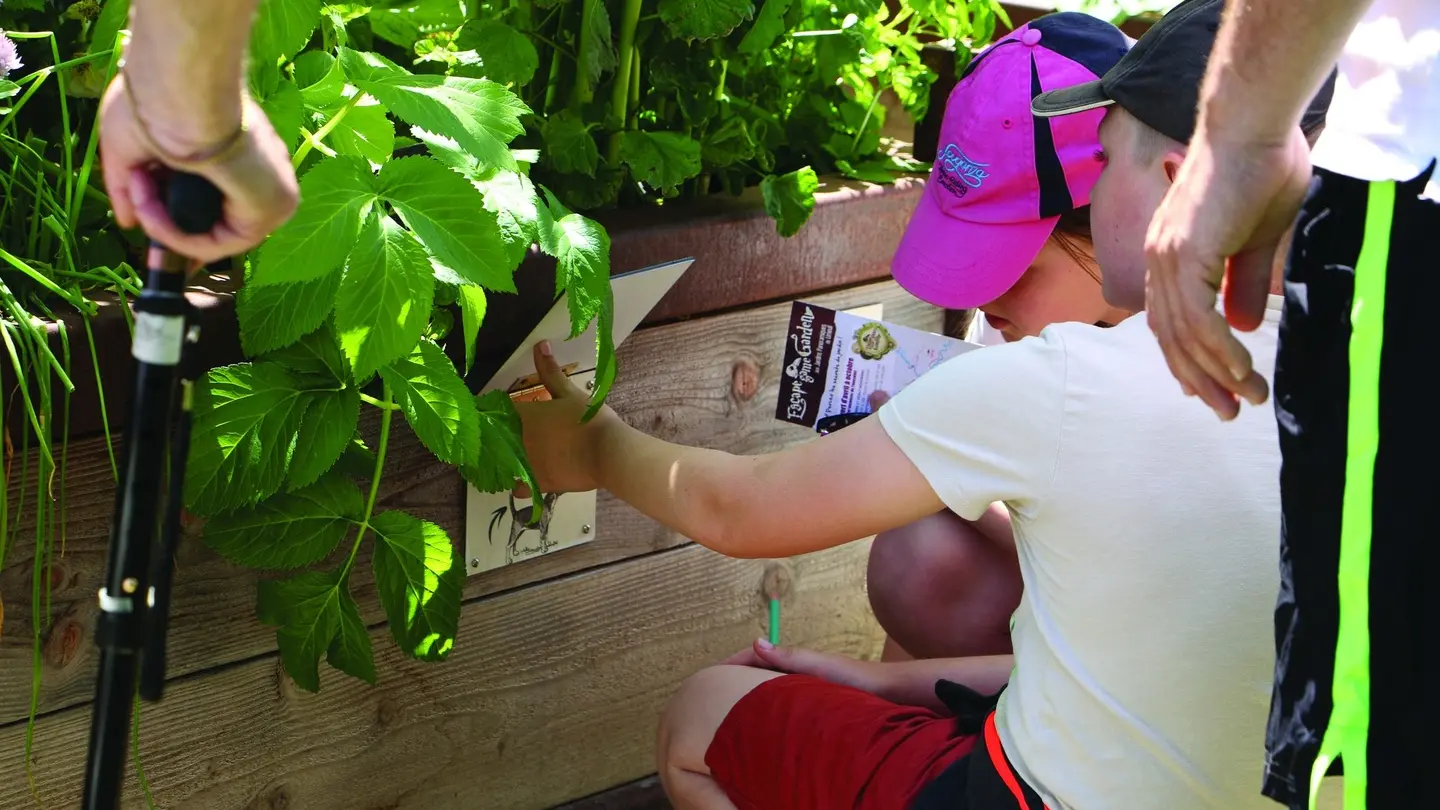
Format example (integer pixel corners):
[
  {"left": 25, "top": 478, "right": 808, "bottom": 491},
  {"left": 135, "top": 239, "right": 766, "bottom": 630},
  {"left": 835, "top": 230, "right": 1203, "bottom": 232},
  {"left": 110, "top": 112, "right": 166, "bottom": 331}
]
[{"left": 517, "top": 342, "right": 945, "bottom": 558}]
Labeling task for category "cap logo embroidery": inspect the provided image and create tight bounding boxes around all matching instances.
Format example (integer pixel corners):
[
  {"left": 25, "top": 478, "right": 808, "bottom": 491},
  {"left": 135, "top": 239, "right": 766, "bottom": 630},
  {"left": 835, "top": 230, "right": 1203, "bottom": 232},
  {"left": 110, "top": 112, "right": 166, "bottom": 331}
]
[{"left": 936, "top": 143, "right": 991, "bottom": 197}]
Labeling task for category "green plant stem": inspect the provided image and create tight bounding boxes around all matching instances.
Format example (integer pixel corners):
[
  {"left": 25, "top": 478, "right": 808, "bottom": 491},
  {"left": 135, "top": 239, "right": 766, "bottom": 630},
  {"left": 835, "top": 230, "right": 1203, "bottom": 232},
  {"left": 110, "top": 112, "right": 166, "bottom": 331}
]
[
  {"left": 292, "top": 94, "right": 363, "bottom": 169},
  {"left": 608, "top": 0, "right": 643, "bottom": 129},
  {"left": 82, "top": 315, "right": 119, "bottom": 482},
  {"left": 573, "top": 0, "right": 601, "bottom": 107},
  {"left": 132, "top": 700, "right": 157, "bottom": 809},
  {"left": 359, "top": 392, "right": 399, "bottom": 410},
  {"left": 628, "top": 44, "right": 640, "bottom": 123},
  {"left": 0, "top": 247, "right": 91, "bottom": 310},
  {"left": 69, "top": 38, "right": 123, "bottom": 227},
  {"left": 342, "top": 383, "right": 395, "bottom": 580},
  {"left": 849, "top": 88, "right": 883, "bottom": 157}
]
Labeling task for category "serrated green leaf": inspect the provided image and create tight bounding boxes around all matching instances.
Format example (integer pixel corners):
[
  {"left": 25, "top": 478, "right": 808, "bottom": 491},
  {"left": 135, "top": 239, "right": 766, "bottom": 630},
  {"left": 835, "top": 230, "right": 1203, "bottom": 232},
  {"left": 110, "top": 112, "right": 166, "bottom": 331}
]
[
  {"left": 458, "top": 285, "right": 486, "bottom": 375},
  {"left": 700, "top": 115, "right": 756, "bottom": 168},
  {"left": 258, "top": 79, "right": 306, "bottom": 152},
  {"left": 380, "top": 341, "right": 480, "bottom": 467},
  {"left": 581, "top": 0, "right": 617, "bottom": 85},
  {"left": 288, "top": 388, "right": 362, "bottom": 488},
  {"left": 340, "top": 48, "right": 528, "bottom": 172},
  {"left": 738, "top": 0, "right": 790, "bottom": 53},
  {"left": 659, "top": 0, "right": 754, "bottom": 40},
  {"left": 294, "top": 51, "right": 342, "bottom": 107},
  {"left": 619, "top": 131, "right": 702, "bottom": 194},
  {"left": 328, "top": 100, "right": 396, "bottom": 168},
  {"left": 411, "top": 127, "right": 483, "bottom": 176},
  {"left": 237, "top": 273, "right": 341, "bottom": 356},
  {"left": 835, "top": 158, "right": 896, "bottom": 184},
  {"left": 477, "top": 170, "right": 553, "bottom": 266},
  {"left": 587, "top": 294, "right": 617, "bottom": 420},
  {"left": 553, "top": 213, "right": 611, "bottom": 338},
  {"left": 761, "top": 166, "right": 819, "bottom": 237},
  {"left": 0, "top": 81, "right": 21, "bottom": 101},
  {"left": 262, "top": 323, "right": 349, "bottom": 386},
  {"left": 253, "top": 157, "right": 378, "bottom": 286},
  {"left": 368, "top": 0, "right": 465, "bottom": 47},
  {"left": 205, "top": 473, "right": 362, "bottom": 569},
  {"left": 257, "top": 569, "right": 345, "bottom": 692},
  {"left": 337, "top": 213, "right": 435, "bottom": 380},
  {"left": 334, "top": 435, "right": 378, "bottom": 479},
  {"left": 252, "top": 0, "right": 324, "bottom": 66},
  {"left": 327, "top": 588, "right": 376, "bottom": 685},
  {"left": 186, "top": 363, "right": 310, "bottom": 516},
  {"left": 455, "top": 20, "right": 539, "bottom": 86},
  {"left": 378, "top": 157, "right": 515, "bottom": 291},
  {"left": 461, "top": 390, "right": 538, "bottom": 494},
  {"left": 370, "top": 511, "right": 463, "bottom": 660},
  {"left": 540, "top": 110, "right": 599, "bottom": 178}
]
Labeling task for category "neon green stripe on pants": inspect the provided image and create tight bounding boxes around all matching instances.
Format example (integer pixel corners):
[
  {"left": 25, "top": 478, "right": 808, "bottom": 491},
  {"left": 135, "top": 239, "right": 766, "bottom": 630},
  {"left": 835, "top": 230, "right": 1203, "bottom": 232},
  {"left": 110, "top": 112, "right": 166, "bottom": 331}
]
[{"left": 1309, "top": 179, "right": 1395, "bottom": 810}]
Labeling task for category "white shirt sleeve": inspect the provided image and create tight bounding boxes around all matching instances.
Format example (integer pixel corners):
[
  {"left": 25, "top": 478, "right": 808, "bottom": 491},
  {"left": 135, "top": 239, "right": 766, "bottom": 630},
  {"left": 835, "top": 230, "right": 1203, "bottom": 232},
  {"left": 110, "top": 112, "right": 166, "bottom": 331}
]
[{"left": 877, "top": 329, "right": 1070, "bottom": 521}]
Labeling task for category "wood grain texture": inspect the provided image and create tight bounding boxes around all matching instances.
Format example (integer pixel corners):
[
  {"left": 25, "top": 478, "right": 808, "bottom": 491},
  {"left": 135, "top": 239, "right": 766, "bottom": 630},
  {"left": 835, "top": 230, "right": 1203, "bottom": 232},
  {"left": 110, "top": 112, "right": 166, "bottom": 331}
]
[
  {"left": 0, "top": 282, "right": 941, "bottom": 725},
  {"left": 0, "top": 542, "right": 883, "bottom": 810}
]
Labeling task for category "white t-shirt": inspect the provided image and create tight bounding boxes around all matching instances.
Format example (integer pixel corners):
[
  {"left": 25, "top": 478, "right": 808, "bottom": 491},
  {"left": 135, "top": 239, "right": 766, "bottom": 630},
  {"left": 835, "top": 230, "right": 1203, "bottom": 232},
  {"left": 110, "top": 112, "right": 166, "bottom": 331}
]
[
  {"left": 878, "top": 296, "right": 1284, "bottom": 810},
  {"left": 1311, "top": 0, "right": 1440, "bottom": 199}
]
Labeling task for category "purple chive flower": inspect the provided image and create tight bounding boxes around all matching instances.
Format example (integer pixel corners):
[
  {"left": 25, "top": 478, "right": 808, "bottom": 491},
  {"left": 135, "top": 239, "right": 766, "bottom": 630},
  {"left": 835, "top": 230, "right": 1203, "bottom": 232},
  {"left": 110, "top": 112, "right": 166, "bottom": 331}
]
[{"left": 0, "top": 33, "right": 21, "bottom": 78}]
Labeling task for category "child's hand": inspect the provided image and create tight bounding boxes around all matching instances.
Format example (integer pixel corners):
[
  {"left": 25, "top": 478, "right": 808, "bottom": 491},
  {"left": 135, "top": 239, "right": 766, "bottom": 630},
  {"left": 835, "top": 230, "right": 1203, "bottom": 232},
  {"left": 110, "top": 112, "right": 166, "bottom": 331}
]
[
  {"left": 515, "top": 341, "right": 619, "bottom": 494},
  {"left": 723, "top": 639, "right": 893, "bottom": 698}
]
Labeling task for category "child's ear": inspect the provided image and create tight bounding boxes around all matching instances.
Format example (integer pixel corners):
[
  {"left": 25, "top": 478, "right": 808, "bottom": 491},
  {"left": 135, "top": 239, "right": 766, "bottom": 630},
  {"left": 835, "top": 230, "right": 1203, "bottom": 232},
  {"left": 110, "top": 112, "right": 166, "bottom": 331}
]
[{"left": 1162, "top": 150, "right": 1185, "bottom": 185}]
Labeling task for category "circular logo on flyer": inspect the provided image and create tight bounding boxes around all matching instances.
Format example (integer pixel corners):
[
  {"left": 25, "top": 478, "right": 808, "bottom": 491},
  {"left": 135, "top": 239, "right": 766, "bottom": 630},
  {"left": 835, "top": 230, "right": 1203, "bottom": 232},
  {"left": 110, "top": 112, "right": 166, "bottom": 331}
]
[{"left": 852, "top": 322, "right": 897, "bottom": 360}]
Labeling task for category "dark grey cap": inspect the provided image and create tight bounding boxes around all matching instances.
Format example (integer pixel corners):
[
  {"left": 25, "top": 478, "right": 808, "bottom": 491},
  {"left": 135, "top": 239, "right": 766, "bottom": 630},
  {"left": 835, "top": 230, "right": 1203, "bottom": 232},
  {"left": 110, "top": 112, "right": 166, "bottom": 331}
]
[{"left": 1031, "top": 0, "right": 1335, "bottom": 142}]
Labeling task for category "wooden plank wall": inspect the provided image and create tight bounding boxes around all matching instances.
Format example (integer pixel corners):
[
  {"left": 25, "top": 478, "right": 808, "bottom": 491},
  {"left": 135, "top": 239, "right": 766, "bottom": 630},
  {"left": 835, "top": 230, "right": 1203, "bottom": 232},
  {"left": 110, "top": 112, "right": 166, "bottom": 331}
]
[{"left": 0, "top": 281, "right": 939, "bottom": 809}]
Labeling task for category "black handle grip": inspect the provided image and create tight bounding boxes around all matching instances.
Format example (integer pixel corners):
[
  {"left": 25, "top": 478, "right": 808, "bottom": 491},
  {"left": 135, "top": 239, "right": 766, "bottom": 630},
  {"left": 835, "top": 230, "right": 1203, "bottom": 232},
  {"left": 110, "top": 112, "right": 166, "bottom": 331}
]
[{"left": 166, "top": 172, "right": 224, "bottom": 235}]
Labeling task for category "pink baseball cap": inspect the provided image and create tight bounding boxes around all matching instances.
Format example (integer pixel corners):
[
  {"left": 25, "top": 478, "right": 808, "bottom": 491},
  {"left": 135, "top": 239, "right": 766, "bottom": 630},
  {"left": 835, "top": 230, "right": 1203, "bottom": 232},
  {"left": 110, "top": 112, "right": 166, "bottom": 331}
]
[{"left": 893, "top": 13, "right": 1130, "bottom": 310}]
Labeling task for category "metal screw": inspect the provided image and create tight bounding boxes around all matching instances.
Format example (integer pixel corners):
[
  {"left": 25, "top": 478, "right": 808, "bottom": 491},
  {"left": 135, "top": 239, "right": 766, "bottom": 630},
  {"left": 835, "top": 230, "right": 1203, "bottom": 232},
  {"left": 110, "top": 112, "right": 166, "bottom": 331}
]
[
  {"left": 469, "top": 558, "right": 480, "bottom": 569},
  {"left": 121, "top": 577, "right": 140, "bottom": 594},
  {"left": 581, "top": 524, "right": 592, "bottom": 535},
  {"left": 585, "top": 379, "right": 595, "bottom": 391}
]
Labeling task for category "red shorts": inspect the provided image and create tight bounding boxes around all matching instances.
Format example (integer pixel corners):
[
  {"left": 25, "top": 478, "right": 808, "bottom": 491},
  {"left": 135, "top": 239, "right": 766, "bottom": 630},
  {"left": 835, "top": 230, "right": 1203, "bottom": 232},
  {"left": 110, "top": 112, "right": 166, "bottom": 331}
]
[{"left": 704, "top": 674, "right": 980, "bottom": 810}]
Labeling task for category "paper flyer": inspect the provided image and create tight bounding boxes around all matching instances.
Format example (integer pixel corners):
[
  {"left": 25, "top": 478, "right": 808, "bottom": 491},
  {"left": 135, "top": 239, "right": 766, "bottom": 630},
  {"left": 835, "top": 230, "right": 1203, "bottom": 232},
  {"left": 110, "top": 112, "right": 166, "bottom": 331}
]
[{"left": 775, "top": 301, "right": 981, "bottom": 430}]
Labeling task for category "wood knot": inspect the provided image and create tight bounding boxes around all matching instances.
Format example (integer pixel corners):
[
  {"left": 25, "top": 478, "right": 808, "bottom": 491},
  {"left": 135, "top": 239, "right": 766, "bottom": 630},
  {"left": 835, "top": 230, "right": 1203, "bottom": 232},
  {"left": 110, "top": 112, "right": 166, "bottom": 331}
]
[
  {"left": 760, "top": 562, "right": 794, "bottom": 603},
  {"left": 248, "top": 785, "right": 290, "bottom": 810},
  {"left": 42, "top": 616, "right": 84, "bottom": 669},
  {"left": 731, "top": 360, "right": 760, "bottom": 402},
  {"left": 376, "top": 696, "right": 401, "bottom": 728}
]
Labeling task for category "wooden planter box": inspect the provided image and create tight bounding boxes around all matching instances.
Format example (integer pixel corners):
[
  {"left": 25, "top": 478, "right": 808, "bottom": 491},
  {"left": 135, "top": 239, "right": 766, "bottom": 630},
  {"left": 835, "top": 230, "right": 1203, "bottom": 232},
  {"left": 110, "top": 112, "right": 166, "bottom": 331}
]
[{"left": 0, "top": 175, "right": 933, "bottom": 809}]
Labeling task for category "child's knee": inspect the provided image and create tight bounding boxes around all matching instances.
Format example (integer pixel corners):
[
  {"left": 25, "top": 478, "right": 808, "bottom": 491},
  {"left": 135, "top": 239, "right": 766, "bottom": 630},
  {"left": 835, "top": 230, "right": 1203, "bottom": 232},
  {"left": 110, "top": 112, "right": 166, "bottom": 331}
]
[{"left": 658, "top": 665, "right": 757, "bottom": 774}]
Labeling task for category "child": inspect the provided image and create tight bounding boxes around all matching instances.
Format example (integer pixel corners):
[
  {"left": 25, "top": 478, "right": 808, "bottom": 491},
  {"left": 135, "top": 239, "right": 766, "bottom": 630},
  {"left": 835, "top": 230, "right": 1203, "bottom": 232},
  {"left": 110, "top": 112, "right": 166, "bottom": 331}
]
[{"left": 516, "top": 2, "right": 1331, "bottom": 808}]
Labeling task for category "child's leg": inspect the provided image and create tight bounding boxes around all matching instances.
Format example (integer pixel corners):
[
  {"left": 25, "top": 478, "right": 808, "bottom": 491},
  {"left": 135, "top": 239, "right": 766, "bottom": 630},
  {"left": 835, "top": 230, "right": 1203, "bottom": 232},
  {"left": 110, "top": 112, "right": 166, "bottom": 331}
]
[
  {"left": 658, "top": 665, "right": 783, "bottom": 810},
  {"left": 868, "top": 503, "right": 1021, "bottom": 660}
]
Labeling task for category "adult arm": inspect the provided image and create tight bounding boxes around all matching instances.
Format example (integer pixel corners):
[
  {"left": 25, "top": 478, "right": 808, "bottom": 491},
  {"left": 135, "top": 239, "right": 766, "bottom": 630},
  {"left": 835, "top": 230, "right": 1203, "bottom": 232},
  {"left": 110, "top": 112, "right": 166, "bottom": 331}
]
[
  {"left": 1143, "top": 0, "right": 1372, "bottom": 420},
  {"left": 99, "top": 0, "right": 298, "bottom": 262}
]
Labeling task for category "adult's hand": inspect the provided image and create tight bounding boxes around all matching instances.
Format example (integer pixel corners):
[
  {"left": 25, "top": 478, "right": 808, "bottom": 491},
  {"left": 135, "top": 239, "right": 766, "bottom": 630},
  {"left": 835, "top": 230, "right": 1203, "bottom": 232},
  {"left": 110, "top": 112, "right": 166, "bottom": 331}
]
[
  {"left": 1143, "top": 112, "right": 1313, "bottom": 421},
  {"left": 99, "top": 73, "right": 298, "bottom": 264}
]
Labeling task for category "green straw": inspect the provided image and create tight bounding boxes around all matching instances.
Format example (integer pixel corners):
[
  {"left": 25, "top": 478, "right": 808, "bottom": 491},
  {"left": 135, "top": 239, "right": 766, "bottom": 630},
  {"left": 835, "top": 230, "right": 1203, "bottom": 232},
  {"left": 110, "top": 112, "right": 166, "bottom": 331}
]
[{"left": 768, "top": 597, "right": 780, "bottom": 645}]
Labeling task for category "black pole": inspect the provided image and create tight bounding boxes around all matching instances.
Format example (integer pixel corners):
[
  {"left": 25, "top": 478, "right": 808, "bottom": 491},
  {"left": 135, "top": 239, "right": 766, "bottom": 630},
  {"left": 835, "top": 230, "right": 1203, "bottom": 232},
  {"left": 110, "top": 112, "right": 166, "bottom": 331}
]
[{"left": 82, "top": 172, "right": 222, "bottom": 809}]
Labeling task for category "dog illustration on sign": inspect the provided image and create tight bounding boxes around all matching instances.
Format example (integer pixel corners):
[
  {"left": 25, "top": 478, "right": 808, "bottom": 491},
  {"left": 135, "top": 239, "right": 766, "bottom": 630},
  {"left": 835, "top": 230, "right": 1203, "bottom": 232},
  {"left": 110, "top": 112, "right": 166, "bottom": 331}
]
[{"left": 488, "top": 491, "right": 564, "bottom": 564}]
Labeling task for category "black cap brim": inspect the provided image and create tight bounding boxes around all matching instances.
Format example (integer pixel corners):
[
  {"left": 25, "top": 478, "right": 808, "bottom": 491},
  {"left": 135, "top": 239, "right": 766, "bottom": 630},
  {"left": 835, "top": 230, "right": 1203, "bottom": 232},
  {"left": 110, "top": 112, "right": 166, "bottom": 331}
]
[{"left": 1031, "top": 80, "right": 1115, "bottom": 118}]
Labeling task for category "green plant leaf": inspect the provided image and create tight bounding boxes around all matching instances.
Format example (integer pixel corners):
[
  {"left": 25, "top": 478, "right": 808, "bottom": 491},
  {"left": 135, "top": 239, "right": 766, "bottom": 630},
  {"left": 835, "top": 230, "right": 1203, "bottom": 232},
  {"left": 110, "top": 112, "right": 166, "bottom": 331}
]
[
  {"left": 455, "top": 20, "right": 540, "bottom": 86},
  {"left": 339, "top": 48, "right": 528, "bottom": 171},
  {"left": 295, "top": 51, "right": 344, "bottom": 107},
  {"left": 237, "top": 272, "right": 341, "bottom": 356},
  {"left": 258, "top": 78, "right": 306, "bottom": 152},
  {"left": 458, "top": 284, "right": 486, "bottom": 375},
  {"left": 618, "top": 131, "right": 702, "bottom": 194},
  {"left": 378, "top": 156, "right": 514, "bottom": 291},
  {"left": 289, "top": 388, "right": 362, "bottom": 488},
  {"left": 380, "top": 341, "right": 480, "bottom": 467},
  {"left": 761, "top": 166, "right": 819, "bottom": 237},
  {"left": 0, "top": 81, "right": 21, "bottom": 101},
  {"left": 262, "top": 323, "right": 349, "bottom": 386},
  {"left": 204, "top": 473, "right": 363, "bottom": 569},
  {"left": 589, "top": 294, "right": 617, "bottom": 420},
  {"left": 738, "top": 0, "right": 790, "bottom": 53},
  {"left": 334, "top": 435, "right": 378, "bottom": 479},
  {"left": 186, "top": 363, "right": 310, "bottom": 516},
  {"left": 581, "top": 0, "right": 618, "bottom": 85},
  {"left": 327, "top": 99, "right": 396, "bottom": 169},
  {"left": 87, "top": 0, "right": 130, "bottom": 63},
  {"left": 370, "top": 510, "right": 463, "bottom": 660},
  {"left": 460, "top": 390, "right": 538, "bottom": 495},
  {"left": 701, "top": 115, "right": 757, "bottom": 168},
  {"left": 253, "top": 156, "right": 378, "bottom": 286},
  {"left": 835, "top": 158, "right": 895, "bottom": 184},
  {"left": 659, "top": 0, "right": 755, "bottom": 40},
  {"left": 553, "top": 213, "right": 611, "bottom": 338},
  {"left": 368, "top": 0, "right": 466, "bottom": 47},
  {"left": 337, "top": 212, "right": 436, "bottom": 381},
  {"left": 252, "top": 0, "right": 324, "bottom": 66},
  {"left": 411, "top": 127, "right": 483, "bottom": 177},
  {"left": 477, "top": 170, "right": 554, "bottom": 266},
  {"left": 327, "top": 587, "right": 376, "bottom": 685},
  {"left": 258, "top": 569, "right": 350, "bottom": 691},
  {"left": 540, "top": 110, "right": 599, "bottom": 178}
]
